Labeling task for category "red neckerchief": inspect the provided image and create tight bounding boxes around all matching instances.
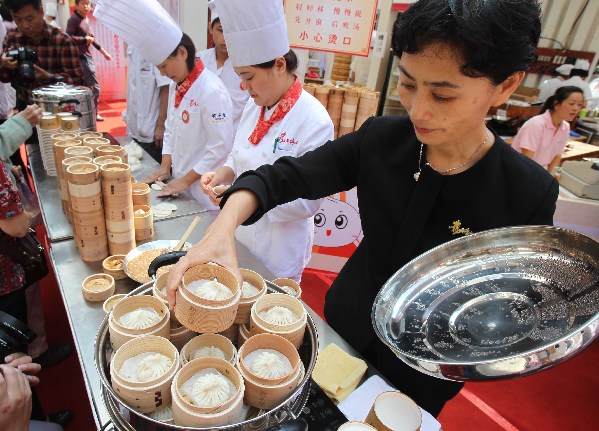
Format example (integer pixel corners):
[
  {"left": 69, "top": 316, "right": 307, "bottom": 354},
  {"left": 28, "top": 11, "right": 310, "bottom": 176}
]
[
  {"left": 249, "top": 77, "right": 302, "bottom": 145},
  {"left": 174, "top": 59, "right": 205, "bottom": 108}
]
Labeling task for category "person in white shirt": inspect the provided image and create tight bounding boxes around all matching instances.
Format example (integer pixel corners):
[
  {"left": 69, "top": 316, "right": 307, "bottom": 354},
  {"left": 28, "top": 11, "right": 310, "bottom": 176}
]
[
  {"left": 124, "top": 46, "right": 170, "bottom": 162},
  {"left": 44, "top": 2, "right": 59, "bottom": 29},
  {"left": 198, "top": 0, "right": 334, "bottom": 281},
  {"left": 197, "top": 1, "right": 248, "bottom": 133},
  {"left": 538, "top": 63, "right": 572, "bottom": 103},
  {"left": 559, "top": 68, "right": 592, "bottom": 102}
]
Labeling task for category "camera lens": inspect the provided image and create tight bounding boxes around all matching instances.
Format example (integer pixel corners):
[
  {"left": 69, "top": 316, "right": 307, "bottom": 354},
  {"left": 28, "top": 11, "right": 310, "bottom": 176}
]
[{"left": 0, "top": 311, "right": 36, "bottom": 359}]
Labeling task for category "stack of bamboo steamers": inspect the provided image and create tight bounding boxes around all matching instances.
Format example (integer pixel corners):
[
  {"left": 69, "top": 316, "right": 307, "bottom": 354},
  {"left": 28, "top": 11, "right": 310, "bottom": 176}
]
[
  {"left": 105, "top": 263, "right": 308, "bottom": 427},
  {"left": 46, "top": 116, "right": 152, "bottom": 262},
  {"left": 304, "top": 84, "right": 380, "bottom": 139}
]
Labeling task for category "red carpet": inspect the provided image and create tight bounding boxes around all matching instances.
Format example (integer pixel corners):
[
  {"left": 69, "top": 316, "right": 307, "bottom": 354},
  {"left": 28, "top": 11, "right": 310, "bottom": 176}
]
[{"left": 30, "top": 101, "right": 599, "bottom": 430}]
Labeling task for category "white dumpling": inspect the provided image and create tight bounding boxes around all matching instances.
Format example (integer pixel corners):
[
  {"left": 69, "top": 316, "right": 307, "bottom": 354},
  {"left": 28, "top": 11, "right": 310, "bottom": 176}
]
[
  {"left": 279, "top": 285, "right": 296, "bottom": 295},
  {"left": 250, "top": 351, "right": 288, "bottom": 379},
  {"left": 148, "top": 405, "right": 172, "bottom": 422},
  {"left": 191, "top": 373, "right": 231, "bottom": 407},
  {"left": 193, "top": 278, "right": 233, "bottom": 300},
  {"left": 120, "top": 307, "right": 161, "bottom": 329},
  {"left": 260, "top": 306, "right": 297, "bottom": 325},
  {"left": 241, "top": 281, "right": 260, "bottom": 298},
  {"left": 137, "top": 354, "right": 173, "bottom": 382},
  {"left": 192, "top": 346, "right": 226, "bottom": 361}
]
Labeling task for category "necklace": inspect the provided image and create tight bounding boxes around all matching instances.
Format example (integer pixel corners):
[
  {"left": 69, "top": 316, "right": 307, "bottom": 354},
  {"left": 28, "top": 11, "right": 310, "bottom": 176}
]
[{"left": 414, "top": 131, "right": 488, "bottom": 182}]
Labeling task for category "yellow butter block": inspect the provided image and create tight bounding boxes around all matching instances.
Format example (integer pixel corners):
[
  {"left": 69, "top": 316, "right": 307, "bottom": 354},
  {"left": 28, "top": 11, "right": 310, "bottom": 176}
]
[{"left": 312, "top": 343, "right": 368, "bottom": 402}]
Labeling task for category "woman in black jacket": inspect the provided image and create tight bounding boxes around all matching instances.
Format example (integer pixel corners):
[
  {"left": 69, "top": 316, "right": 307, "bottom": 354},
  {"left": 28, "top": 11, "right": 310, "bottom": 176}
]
[{"left": 166, "top": 0, "right": 556, "bottom": 416}]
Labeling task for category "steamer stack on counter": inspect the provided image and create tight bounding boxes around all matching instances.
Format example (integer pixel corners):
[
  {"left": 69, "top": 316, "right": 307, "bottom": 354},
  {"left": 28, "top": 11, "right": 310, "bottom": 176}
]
[{"left": 304, "top": 83, "right": 380, "bottom": 138}]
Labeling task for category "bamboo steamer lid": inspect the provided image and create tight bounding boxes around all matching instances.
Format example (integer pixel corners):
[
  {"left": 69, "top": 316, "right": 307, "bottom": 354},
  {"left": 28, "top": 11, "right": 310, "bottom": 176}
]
[
  {"left": 100, "top": 162, "right": 131, "bottom": 182},
  {"left": 40, "top": 115, "right": 59, "bottom": 129},
  {"left": 51, "top": 132, "right": 79, "bottom": 143},
  {"left": 93, "top": 155, "right": 122, "bottom": 166},
  {"left": 175, "top": 264, "right": 241, "bottom": 334},
  {"left": 103, "top": 294, "right": 127, "bottom": 314},
  {"left": 66, "top": 162, "right": 100, "bottom": 185},
  {"left": 152, "top": 272, "right": 179, "bottom": 323},
  {"left": 78, "top": 131, "right": 104, "bottom": 139},
  {"left": 96, "top": 145, "right": 128, "bottom": 164},
  {"left": 64, "top": 145, "right": 93, "bottom": 158},
  {"left": 235, "top": 269, "right": 267, "bottom": 325},
  {"left": 249, "top": 293, "right": 307, "bottom": 349},
  {"left": 60, "top": 115, "right": 80, "bottom": 131},
  {"left": 170, "top": 357, "right": 244, "bottom": 426},
  {"left": 109, "top": 295, "right": 170, "bottom": 350},
  {"left": 81, "top": 273, "right": 115, "bottom": 302},
  {"left": 110, "top": 335, "right": 180, "bottom": 413},
  {"left": 237, "top": 333, "right": 299, "bottom": 386},
  {"left": 180, "top": 334, "right": 237, "bottom": 366},
  {"left": 83, "top": 137, "right": 111, "bottom": 156},
  {"left": 271, "top": 278, "right": 302, "bottom": 299},
  {"left": 102, "top": 254, "right": 127, "bottom": 280}
]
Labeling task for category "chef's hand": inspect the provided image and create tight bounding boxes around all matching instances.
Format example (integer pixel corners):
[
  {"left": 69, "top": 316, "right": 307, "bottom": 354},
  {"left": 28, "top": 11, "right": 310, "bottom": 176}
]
[
  {"left": 17, "top": 104, "right": 43, "bottom": 127},
  {"left": 142, "top": 167, "right": 170, "bottom": 184},
  {"left": 200, "top": 172, "right": 223, "bottom": 206},
  {"left": 166, "top": 218, "right": 241, "bottom": 311},
  {"left": 1, "top": 53, "right": 17, "bottom": 70},
  {"left": 4, "top": 353, "right": 41, "bottom": 387},
  {"left": 154, "top": 123, "right": 165, "bottom": 149},
  {"left": 158, "top": 177, "right": 190, "bottom": 197},
  {"left": 0, "top": 365, "right": 32, "bottom": 431}
]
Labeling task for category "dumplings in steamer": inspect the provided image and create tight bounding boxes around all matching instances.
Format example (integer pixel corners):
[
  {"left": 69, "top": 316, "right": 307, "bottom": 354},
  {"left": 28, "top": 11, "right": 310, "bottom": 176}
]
[
  {"left": 136, "top": 354, "right": 173, "bottom": 382},
  {"left": 249, "top": 351, "right": 289, "bottom": 379},
  {"left": 191, "top": 373, "right": 231, "bottom": 407},
  {"left": 189, "top": 278, "right": 233, "bottom": 300},
  {"left": 241, "top": 281, "right": 261, "bottom": 298},
  {"left": 260, "top": 306, "right": 298, "bottom": 326},
  {"left": 192, "top": 346, "right": 227, "bottom": 361},
  {"left": 120, "top": 307, "right": 161, "bottom": 329}
]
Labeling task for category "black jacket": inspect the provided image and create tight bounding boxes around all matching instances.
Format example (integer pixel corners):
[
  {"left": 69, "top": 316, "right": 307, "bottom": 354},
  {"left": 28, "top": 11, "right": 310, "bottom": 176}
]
[{"left": 224, "top": 115, "right": 558, "bottom": 352}]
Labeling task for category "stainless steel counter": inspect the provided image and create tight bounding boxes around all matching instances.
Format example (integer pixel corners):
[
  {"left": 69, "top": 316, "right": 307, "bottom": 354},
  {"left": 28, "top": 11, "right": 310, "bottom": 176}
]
[{"left": 26, "top": 143, "right": 207, "bottom": 243}]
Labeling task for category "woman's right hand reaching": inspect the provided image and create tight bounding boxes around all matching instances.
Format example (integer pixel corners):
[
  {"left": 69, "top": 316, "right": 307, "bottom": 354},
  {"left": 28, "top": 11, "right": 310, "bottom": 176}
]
[{"left": 142, "top": 166, "right": 170, "bottom": 185}]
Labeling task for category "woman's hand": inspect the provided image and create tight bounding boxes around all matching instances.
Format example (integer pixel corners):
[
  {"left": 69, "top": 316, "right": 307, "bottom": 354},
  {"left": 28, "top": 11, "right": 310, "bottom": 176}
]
[
  {"left": 0, "top": 365, "right": 32, "bottom": 431},
  {"left": 200, "top": 172, "right": 229, "bottom": 206},
  {"left": 4, "top": 353, "right": 40, "bottom": 387},
  {"left": 158, "top": 177, "right": 191, "bottom": 197},
  {"left": 17, "top": 104, "right": 43, "bottom": 128},
  {"left": 142, "top": 167, "right": 170, "bottom": 184}
]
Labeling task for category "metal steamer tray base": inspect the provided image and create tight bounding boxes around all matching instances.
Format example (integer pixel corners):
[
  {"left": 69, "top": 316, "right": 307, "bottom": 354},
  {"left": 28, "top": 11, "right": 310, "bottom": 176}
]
[{"left": 96, "top": 282, "right": 319, "bottom": 431}]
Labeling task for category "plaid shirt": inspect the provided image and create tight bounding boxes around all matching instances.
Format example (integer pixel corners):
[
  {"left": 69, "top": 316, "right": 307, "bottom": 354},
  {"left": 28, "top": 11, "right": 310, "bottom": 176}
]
[{"left": 1, "top": 22, "right": 83, "bottom": 106}]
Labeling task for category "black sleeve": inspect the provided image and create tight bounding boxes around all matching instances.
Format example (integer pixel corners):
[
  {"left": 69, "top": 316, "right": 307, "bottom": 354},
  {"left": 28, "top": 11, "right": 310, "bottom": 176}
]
[
  {"left": 527, "top": 176, "right": 559, "bottom": 225},
  {"left": 220, "top": 117, "right": 375, "bottom": 225}
]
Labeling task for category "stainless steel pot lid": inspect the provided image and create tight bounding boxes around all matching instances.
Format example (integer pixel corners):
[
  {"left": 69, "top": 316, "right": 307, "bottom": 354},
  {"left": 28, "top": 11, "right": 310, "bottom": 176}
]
[{"left": 372, "top": 226, "right": 599, "bottom": 381}]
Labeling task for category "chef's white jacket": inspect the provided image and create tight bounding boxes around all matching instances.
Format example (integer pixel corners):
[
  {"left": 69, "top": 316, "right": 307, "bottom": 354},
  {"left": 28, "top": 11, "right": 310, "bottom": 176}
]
[
  {"left": 162, "top": 68, "right": 233, "bottom": 210},
  {"left": 224, "top": 90, "right": 334, "bottom": 280},
  {"left": 197, "top": 48, "right": 249, "bottom": 133},
  {"left": 125, "top": 47, "right": 171, "bottom": 143}
]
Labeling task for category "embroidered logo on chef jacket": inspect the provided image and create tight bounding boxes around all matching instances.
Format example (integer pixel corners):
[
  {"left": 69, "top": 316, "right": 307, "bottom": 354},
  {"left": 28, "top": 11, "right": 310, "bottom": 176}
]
[
  {"left": 273, "top": 132, "right": 299, "bottom": 153},
  {"left": 211, "top": 112, "right": 227, "bottom": 122},
  {"left": 182, "top": 110, "right": 190, "bottom": 124},
  {"left": 449, "top": 220, "right": 472, "bottom": 236}
]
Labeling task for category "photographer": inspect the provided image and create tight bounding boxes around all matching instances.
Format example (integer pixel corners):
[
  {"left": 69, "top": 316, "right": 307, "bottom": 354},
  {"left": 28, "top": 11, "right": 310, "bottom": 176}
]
[{"left": 0, "top": 0, "right": 83, "bottom": 111}]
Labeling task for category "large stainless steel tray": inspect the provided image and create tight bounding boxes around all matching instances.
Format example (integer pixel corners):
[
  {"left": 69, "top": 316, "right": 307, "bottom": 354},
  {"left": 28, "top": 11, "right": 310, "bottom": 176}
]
[{"left": 373, "top": 226, "right": 599, "bottom": 381}]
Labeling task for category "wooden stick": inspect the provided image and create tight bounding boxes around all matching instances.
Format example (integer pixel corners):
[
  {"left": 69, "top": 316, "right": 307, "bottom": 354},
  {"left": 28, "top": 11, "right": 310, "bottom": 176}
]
[{"left": 174, "top": 215, "right": 201, "bottom": 251}]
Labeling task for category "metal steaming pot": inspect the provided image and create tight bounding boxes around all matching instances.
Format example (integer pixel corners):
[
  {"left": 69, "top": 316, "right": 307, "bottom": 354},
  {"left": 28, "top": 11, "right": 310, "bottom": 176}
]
[{"left": 31, "top": 83, "right": 96, "bottom": 131}]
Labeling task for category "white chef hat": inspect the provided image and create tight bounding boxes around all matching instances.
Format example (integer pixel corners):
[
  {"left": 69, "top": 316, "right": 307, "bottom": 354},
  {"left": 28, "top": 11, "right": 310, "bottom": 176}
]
[
  {"left": 94, "top": 0, "right": 182, "bottom": 66},
  {"left": 45, "top": 2, "right": 57, "bottom": 17},
  {"left": 215, "top": 0, "right": 290, "bottom": 68},
  {"left": 574, "top": 59, "right": 590, "bottom": 71},
  {"left": 555, "top": 64, "right": 574, "bottom": 76},
  {"left": 208, "top": 0, "right": 219, "bottom": 24}
]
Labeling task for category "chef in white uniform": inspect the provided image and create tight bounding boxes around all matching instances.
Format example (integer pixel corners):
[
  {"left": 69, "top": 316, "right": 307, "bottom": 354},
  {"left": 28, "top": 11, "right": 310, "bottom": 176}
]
[
  {"left": 95, "top": 0, "right": 233, "bottom": 210},
  {"left": 538, "top": 64, "right": 573, "bottom": 103},
  {"left": 124, "top": 46, "right": 170, "bottom": 159},
  {"left": 199, "top": 0, "right": 334, "bottom": 281},
  {"left": 197, "top": 1, "right": 248, "bottom": 133}
]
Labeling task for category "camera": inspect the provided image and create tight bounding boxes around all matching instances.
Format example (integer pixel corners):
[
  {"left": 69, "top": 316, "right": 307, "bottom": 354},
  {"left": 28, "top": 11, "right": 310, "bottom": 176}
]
[
  {"left": 7, "top": 47, "right": 39, "bottom": 81},
  {"left": 0, "top": 311, "right": 36, "bottom": 359}
]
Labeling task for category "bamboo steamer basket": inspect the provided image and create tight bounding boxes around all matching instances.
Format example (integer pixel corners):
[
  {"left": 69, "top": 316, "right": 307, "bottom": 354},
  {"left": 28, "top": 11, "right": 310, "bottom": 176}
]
[
  {"left": 82, "top": 137, "right": 111, "bottom": 156},
  {"left": 103, "top": 294, "right": 127, "bottom": 314},
  {"left": 94, "top": 155, "right": 122, "bottom": 166},
  {"left": 339, "top": 89, "right": 360, "bottom": 137},
  {"left": 133, "top": 205, "right": 153, "bottom": 240},
  {"left": 152, "top": 272, "right": 179, "bottom": 323},
  {"left": 64, "top": 145, "right": 93, "bottom": 159},
  {"left": 61, "top": 156, "right": 93, "bottom": 220},
  {"left": 303, "top": 83, "right": 316, "bottom": 95},
  {"left": 250, "top": 294, "right": 307, "bottom": 349},
  {"left": 81, "top": 273, "right": 115, "bottom": 302},
  {"left": 327, "top": 88, "right": 345, "bottom": 138},
  {"left": 54, "top": 139, "right": 82, "bottom": 204},
  {"left": 107, "top": 230, "right": 136, "bottom": 255},
  {"left": 73, "top": 218, "right": 107, "bottom": 239},
  {"left": 102, "top": 255, "right": 127, "bottom": 280},
  {"left": 40, "top": 115, "right": 59, "bottom": 129},
  {"left": 110, "top": 335, "right": 180, "bottom": 413},
  {"left": 171, "top": 357, "right": 245, "bottom": 427},
  {"left": 237, "top": 334, "right": 302, "bottom": 409},
  {"left": 271, "top": 278, "right": 302, "bottom": 299},
  {"left": 314, "top": 85, "right": 331, "bottom": 109},
  {"left": 235, "top": 269, "right": 267, "bottom": 324},
  {"left": 218, "top": 324, "right": 239, "bottom": 346},
  {"left": 78, "top": 131, "right": 103, "bottom": 139},
  {"left": 131, "top": 183, "right": 151, "bottom": 206},
  {"left": 101, "top": 163, "right": 133, "bottom": 198},
  {"left": 76, "top": 234, "right": 109, "bottom": 262},
  {"left": 109, "top": 295, "right": 170, "bottom": 350},
  {"left": 169, "top": 321, "right": 197, "bottom": 351},
  {"left": 238, "top": 324, "right": 251, "bottom": 348},
  {"left": 338, "top": 421, "right": 378, "bottom": 431},
  {"left": 355, "top": 91, "right": 379, "bottom": 131},
  {"left": 180, "top": 334, "right": 237, "bottom": 366},
  {"left": 60, "top": 115, "right": 80, "bottom": 132},
  {"left": 175, "top": 264, "right": 241, "bottom": 333},
  {"left": 96, "top": 144, "right": 128, "bottom": 164},
  {"left": 67, "top": 163, "right": 103, "bottom": 213}
]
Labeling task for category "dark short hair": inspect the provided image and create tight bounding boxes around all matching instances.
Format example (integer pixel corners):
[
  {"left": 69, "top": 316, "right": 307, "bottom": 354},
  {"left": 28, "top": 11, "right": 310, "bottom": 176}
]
[
  {"left": 211, "top": 17, "right": 221, "bottom": 28},
  {"left": 570, "top": 69, "right": 588, "bottom": 78},
  {"left": 392, "top": 0, "right": 542, "bottom": 85},
  {"left": 254, "top": 49, "right": 298, "bottom": 73},
  {"left": 5, "top": 0, "right": 42, "bottom": 13},
  {"left": 542, "top": 86, "right": 584, "bottom": 113},
  {"left": 169, "top": 33, "right": 196, "bottom": 71},
  {"left": 0, "top": 4, "right": 14, "bottom": 21}
]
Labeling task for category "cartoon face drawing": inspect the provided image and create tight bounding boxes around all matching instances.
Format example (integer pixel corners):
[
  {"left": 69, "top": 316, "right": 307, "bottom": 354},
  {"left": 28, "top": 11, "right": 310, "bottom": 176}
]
[{"left": 313, "top": 197, "right": 363, "bottom": 248}]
